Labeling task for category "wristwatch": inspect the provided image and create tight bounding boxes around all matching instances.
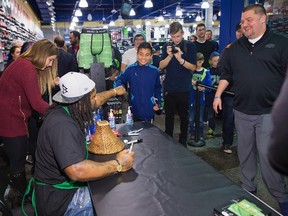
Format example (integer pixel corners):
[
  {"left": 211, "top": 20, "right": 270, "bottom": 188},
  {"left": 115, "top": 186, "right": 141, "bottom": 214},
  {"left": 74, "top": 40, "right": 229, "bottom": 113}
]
[{"left": 115, "top": 159, "right": 122, "bottom": 172}]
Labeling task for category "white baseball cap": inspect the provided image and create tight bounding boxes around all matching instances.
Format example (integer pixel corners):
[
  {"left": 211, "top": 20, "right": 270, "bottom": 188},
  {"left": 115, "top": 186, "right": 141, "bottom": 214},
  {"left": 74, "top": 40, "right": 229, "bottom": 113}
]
[{"left": 53, "top": 72, "right": 95, "bottom": 104}]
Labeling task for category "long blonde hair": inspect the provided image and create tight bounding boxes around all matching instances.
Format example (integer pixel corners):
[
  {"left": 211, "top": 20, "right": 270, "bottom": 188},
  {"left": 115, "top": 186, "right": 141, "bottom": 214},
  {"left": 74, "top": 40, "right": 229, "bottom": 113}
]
[{"left": 20, "top": 39, "right": 58, "bottom": 96}]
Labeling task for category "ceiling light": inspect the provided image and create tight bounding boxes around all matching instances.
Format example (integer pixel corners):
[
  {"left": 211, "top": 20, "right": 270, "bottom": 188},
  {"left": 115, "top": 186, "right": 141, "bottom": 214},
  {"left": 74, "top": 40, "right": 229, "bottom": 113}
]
[
  {"left": 117, "top": 15, "right": 124, "bottom": 26},
  {"left": 117, "top": 15, "right": 123, "bottom": 21},
  {"left": 69, "top": 25, "right": 75, "bottom": 30},
  {"left": 70, "top": 22, "right": 76, "bottom": 30},
  {"left": 136, "top": 24, "right": 141, "bottom": 29},
  {"left": 129, "top": 8, "right": 135, "bottom": 16},
  {"left": 103, "top": 25, "right": 108, "bottom": 29},
  {"left": 176, "top": 10, "right": 182, "bottom": 16},
  {"left": 127, "top": 27, "right": 132, "bottom": 31},
  {"left": 195, "top": 15, "right": 202, "bottom": 21},
  {"left": 144, "top": 0, "right": 153, "bottom": 8},
  {"left": 201, "top": 1, "right": 209, "bottom": 9},
  {"left": 218, "top": 11, "right": 221, "bottom": 16},
  {"left": 175, "top": 5, "right": 182, "bottom": 16},
  {"left": 75, "top": 8, "right": 82, "bottom": 17},
  {"left": 111, "top": 0, "right": 117, "bottom": 14},
  {"left": 87, "top": 13, "right": 92, "bottom": 21},
  {"left": 158, "top": 15, "right": 164, "bottom": 22},
  {"left": 145, "top": 20, "right": 151, "bottom": 26},
  {"left": 79, "top": 0, "right": 88, "bottom": 8},
  {"left": 165, "top": 24, "right": 169, "bottom": 28},
  {"left": 72, "top": 16, "right": 79, "bottom": 22},
  {"left": 109, "top": 20, "right": 115, "bottom": 26}
]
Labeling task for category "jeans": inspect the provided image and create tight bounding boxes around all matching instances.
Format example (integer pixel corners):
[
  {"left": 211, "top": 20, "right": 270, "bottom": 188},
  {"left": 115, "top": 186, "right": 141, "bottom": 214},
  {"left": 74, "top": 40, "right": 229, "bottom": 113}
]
[
  {"left": 222, "top": 94, "right": 234, "bottom": 146},
  {"left": 64, "top": 187, "right": 95, "bottom": 216},
  {"left": 164, "top": 92, "right": 189, "bottom": 145},
  {"left": 189, "top": 104, "right": 205, "bottom": 137}
]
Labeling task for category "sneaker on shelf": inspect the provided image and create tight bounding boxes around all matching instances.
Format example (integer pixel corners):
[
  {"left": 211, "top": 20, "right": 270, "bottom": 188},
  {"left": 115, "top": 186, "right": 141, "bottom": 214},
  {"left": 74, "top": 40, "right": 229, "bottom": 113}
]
[
  {"left": 207, "top": 128, "right": 214, "bottom": 138},
  {"left": 223, "top": 145, "right": 232, "bottom": 154}
]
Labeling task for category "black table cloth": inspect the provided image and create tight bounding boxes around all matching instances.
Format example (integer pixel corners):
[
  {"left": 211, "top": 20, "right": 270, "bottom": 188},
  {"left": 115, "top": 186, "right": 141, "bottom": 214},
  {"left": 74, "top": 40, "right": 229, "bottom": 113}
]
[{"left": 88, "top": 122, "right": 280, "bottom": 216}]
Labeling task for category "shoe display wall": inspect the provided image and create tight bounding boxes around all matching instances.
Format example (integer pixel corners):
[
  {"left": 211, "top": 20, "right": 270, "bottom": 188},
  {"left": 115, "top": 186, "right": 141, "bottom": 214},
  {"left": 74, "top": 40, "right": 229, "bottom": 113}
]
[{"left": 0, "top": 5, "right": 37, "bottom": 72}]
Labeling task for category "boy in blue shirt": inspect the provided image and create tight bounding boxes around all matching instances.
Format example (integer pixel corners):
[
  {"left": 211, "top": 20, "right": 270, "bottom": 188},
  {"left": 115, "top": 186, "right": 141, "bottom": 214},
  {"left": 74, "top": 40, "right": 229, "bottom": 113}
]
[
  {"left": 114, "top": 42, "right": 162, "bottom": 122},
  {"left": 187, "top": 52, "right": 212, "bottom": 147}
]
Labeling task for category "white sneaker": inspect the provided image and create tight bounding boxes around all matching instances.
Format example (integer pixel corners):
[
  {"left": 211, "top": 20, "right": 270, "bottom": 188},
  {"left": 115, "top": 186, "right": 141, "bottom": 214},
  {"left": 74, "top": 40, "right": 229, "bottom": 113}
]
[{"left": 223, "top": 146, "right": 232, "bottom": 154}]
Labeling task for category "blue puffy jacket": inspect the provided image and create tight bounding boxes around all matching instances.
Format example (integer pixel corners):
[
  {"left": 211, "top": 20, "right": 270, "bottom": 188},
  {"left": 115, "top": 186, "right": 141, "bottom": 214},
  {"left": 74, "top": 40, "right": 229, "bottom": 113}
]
[{"left": 114, "top": 62, "right": 162, "bottom": 121}]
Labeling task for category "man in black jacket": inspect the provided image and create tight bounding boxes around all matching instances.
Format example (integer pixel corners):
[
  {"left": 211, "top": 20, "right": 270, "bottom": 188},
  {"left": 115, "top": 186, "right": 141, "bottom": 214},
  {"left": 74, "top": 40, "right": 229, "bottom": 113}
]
[
  {"left": 213, "top": 4, "right": 288, "bottom": 215},
  {"left": 54, "top": 36, "right": 78, "bottom": 77}
]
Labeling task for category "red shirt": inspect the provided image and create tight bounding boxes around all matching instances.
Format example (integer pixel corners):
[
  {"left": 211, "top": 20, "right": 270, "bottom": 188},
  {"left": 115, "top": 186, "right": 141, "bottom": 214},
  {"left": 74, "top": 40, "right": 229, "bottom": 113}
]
[{"left": 0, "top": 58, "right": 49, "bottom": 137}]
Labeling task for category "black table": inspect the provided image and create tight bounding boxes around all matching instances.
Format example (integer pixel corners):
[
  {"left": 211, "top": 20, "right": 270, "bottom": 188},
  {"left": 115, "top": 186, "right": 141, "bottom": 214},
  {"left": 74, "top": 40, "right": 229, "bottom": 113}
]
[{"left": 88, "top": 122, "right": 280, "bottom": 216}]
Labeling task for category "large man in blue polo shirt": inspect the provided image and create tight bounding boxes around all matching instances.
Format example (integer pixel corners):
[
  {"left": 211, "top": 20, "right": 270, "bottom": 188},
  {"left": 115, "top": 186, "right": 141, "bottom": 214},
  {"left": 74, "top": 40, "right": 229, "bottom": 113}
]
[{"left": 159, "top": 22, "right": 197, "bottom": 146}]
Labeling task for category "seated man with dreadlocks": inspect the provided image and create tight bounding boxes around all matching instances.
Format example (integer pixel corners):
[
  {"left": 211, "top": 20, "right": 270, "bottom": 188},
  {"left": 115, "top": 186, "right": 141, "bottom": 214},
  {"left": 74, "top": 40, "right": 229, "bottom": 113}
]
[{"left": 31, "top": 72, "right": 135, "bottom": 216}]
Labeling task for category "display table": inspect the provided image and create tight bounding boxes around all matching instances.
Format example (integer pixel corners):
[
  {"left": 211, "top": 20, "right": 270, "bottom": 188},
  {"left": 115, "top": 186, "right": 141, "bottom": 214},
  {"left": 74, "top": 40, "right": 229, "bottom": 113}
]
[{"left": 88, "top": 122, "right": 280, "bottom": 216}]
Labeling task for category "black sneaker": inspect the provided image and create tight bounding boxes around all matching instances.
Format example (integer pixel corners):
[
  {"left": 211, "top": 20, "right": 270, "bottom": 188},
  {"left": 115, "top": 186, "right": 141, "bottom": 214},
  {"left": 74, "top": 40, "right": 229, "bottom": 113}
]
[
  {"left": 187, "top": 137, "right": 205, "bottom": 147},
  {"left": 186, "top": 136, "right": 194, "bottom": 146}
]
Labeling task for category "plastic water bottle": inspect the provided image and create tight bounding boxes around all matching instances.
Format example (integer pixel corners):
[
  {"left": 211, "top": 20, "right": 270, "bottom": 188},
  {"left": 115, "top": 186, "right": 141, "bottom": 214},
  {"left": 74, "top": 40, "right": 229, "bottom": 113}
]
[
  {"left": 95, "top": 109, "right": 101, "bottom": 123},
  {"left": 98, "top": 106, "right": 104, "bottom": 120},
  {"left": 85, "top": 126, "right": 91, "bottom": 144},
  {"left": 109, "top": 109, "right": 116, "bottom": 129},
  {"left": 89, "top": 111, "right": 96, "bottom": 135},
  {"left": 125, "top": 106, "right": 133, "bottom": 125}
]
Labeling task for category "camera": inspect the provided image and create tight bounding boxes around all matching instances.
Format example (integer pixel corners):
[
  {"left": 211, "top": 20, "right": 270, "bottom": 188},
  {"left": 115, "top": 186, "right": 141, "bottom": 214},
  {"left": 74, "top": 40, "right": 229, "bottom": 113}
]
[
  {"left": 171, "top": 45, "right": 178, "bottom": 54},
  {"left": 167, "top": 42, "right": 179, "bottom": 54}
]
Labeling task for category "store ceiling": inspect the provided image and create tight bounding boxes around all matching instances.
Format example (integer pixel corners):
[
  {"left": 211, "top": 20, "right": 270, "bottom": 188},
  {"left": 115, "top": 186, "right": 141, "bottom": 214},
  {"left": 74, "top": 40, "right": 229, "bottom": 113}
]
[{"left": 27, "top": 0, "right": 221, "bottom": 26}]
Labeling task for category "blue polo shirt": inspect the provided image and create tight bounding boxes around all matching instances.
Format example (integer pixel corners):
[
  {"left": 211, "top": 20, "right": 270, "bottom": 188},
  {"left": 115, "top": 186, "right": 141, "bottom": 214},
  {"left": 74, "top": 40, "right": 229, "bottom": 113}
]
[{"left": 161, "top": 40, "right": 197, "bottom": 93}]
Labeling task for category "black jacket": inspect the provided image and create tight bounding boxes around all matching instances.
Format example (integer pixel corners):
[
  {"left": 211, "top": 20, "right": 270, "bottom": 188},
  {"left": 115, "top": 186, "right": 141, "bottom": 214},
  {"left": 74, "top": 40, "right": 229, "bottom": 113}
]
[
  {"left": 220, "top": 29, "right": 288, "bottom": 115},
  {"left": 57, "top": 49, "right": 78, "bottom": 77}
]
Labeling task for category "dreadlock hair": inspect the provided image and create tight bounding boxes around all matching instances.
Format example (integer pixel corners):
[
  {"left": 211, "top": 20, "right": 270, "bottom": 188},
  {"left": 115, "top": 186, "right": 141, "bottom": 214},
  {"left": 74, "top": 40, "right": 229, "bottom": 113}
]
[
  {"left": 46, "top": 93, "right": 94, "bottom": 133},
  {"left": 67, "top": 93, "right": 94, "bottom": 133}
]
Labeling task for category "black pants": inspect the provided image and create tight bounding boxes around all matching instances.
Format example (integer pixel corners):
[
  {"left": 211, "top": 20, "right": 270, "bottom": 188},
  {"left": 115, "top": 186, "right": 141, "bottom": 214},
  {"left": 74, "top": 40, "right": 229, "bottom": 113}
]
[
  {"left": 2, "top": 136, "right": 28, "bottom": 197},
  {"left": 2, "top": 136, "right": 27, "bottom": 173},
  {"left": 164, "top": 92, "right": 189, "bottom": 146},
  {"left": 222, "top": 94, "right": 235, "bottom": 146}
]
